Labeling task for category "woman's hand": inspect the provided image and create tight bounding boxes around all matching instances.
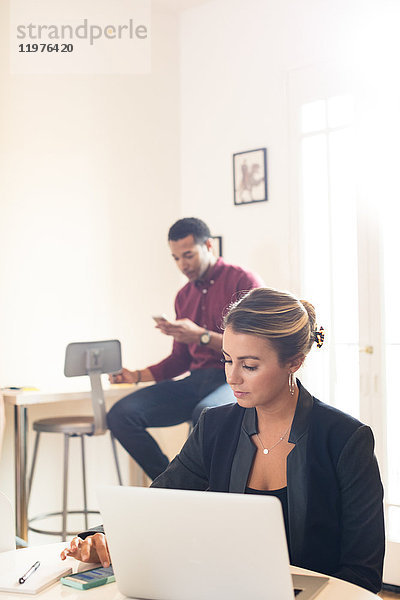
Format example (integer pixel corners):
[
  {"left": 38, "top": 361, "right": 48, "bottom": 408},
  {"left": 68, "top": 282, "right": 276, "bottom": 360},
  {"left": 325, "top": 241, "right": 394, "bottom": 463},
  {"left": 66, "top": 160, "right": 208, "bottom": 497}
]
[{"left": 60, "top": 533, "right": 111, "bottom": 567}]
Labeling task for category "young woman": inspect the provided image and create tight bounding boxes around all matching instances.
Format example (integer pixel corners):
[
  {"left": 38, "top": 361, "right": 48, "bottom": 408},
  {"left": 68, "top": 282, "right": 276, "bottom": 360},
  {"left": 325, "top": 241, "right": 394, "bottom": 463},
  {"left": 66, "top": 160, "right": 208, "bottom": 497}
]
[{"left": 61, "top": 288, "right": 385, "bottom": 593}]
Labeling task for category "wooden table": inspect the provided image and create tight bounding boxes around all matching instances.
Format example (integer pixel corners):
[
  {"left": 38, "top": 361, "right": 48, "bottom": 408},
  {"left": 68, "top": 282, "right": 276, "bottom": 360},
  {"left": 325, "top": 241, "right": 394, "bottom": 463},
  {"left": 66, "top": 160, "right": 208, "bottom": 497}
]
[{"left": 2, "top": 385, "right": 136, "bottom": 541}]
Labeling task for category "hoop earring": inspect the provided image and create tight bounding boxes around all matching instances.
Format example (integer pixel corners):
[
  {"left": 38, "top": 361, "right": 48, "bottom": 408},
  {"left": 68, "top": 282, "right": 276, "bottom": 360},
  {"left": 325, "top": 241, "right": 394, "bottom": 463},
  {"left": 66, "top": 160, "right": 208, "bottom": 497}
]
[{"left": 289, "top": 372, "right": 295, "bottom": 396}]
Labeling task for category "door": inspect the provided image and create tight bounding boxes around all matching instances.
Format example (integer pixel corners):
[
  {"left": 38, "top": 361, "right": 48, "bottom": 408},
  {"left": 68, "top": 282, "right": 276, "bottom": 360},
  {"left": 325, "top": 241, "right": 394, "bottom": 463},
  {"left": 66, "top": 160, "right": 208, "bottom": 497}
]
[{"left": 288, "top": 61, "right": 400, "bottom": 585}]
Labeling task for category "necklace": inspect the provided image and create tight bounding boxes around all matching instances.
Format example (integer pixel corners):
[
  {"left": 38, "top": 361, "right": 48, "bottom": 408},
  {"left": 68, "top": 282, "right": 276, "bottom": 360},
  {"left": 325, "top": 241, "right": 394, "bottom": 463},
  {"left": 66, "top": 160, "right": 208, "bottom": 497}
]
[{"left": 256, "top": 424, "right": 291, "bottom": 455}]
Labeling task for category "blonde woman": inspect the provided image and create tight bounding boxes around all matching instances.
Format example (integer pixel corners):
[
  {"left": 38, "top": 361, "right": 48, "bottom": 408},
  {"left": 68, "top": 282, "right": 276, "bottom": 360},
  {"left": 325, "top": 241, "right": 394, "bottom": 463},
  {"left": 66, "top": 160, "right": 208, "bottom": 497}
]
[{"left": 62, "top": 288, "right": 384, "bottom": 594}]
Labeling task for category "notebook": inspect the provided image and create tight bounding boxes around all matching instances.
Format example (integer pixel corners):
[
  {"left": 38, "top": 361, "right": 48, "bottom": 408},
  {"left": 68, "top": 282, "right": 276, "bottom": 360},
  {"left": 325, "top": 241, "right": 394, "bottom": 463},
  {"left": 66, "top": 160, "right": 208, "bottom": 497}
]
[
  {"left": 98, "top": 485, "right": 329, "bottom": 600},
  {"left": 0, "top": 544, "right": 73, "bottom": 594}
]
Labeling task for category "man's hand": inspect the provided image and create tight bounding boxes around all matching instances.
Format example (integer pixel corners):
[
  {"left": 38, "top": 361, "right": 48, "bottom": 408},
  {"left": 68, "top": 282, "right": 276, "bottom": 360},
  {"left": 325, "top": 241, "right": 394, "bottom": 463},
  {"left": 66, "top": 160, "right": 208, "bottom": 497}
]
[
  {"left": 60, "top": 534, "right": 110, "bottom": 567},
  {"left": 109, "top": 367, "right": 137, "bottom": 384},
  {"left": 109, "top": 367, "right": 154, "bottom": 384},
  {"left": 156, "top": 318, "right": 204, "bottom": 344}
]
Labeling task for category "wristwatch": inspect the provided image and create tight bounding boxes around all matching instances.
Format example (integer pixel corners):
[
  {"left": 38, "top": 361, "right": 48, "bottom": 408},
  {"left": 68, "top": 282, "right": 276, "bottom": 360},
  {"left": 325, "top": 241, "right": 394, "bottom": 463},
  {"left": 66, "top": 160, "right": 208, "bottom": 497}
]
[{"left": 200, "top": 330, "right": 211, "bottom": 345}]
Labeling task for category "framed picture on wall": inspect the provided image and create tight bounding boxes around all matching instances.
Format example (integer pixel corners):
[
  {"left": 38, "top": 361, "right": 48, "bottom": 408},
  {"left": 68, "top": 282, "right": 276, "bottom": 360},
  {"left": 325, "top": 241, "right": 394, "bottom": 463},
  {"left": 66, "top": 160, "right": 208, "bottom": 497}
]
[
  {"left": 211, "top": 235, "right": 223, "bottom": 257},
  {"left": 233, "top": 147, "right": 267, "bottom": 205}
]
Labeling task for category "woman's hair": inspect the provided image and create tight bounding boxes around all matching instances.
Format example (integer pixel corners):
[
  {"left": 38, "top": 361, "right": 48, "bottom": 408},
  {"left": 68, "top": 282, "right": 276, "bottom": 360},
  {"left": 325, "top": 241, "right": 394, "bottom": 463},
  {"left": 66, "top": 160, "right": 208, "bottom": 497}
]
[{"left": 223, "top": 287, "right": 319, "bottom": 365}]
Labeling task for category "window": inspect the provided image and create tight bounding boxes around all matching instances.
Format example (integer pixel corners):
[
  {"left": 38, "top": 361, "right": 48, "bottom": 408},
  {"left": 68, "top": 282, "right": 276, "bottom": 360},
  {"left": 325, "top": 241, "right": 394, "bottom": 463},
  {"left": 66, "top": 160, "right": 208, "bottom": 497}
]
[{"left": 289, "top": 63, "right": 400, "bottom": 579}]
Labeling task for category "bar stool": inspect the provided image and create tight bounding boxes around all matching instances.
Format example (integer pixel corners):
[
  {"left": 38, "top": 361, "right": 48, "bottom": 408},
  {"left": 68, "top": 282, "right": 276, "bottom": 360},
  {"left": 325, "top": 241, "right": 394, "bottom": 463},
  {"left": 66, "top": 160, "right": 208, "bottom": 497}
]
[{"left": 27, "top": 340, "right": 123, "bottom": 541}]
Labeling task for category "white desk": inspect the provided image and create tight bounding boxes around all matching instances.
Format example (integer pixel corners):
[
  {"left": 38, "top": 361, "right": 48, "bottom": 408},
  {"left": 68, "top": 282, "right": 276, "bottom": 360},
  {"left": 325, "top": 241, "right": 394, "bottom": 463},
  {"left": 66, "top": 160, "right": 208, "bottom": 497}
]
[
  {"left": 3, "top": 385, "right": 136, "bottom": 541},
  {"left": 0, "top": 544, "right": 378, "bottom": 599}
]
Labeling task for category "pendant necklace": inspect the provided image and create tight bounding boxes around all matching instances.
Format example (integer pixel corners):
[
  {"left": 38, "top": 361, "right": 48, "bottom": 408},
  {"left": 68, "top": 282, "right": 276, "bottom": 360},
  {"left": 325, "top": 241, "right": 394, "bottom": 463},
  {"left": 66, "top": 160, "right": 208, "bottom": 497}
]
[{"left": 256, "top": 424, "right": 291, "bottom": 455}]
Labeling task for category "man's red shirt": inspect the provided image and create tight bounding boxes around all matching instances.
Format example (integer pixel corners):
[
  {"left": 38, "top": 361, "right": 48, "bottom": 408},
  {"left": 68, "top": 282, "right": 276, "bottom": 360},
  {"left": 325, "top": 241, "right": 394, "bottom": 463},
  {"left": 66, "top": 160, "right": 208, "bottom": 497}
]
[{"left": 149, "top": 258, "right": 263, "bottom": 381}]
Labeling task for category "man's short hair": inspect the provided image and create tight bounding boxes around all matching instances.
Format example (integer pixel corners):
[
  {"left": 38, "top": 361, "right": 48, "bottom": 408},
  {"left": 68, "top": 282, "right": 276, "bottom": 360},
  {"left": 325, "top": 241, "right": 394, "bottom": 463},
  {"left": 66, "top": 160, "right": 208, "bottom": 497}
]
[{"left": 168, "top": 218, "right": 211, "bottom": 244}]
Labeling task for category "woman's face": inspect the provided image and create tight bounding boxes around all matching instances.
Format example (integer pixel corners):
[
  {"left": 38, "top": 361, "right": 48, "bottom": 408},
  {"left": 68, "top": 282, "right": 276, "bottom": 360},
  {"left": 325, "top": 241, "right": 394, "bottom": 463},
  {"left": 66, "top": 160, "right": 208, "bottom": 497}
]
[{"left": 222, "top": 326, "right": 294, "bottom": 410}]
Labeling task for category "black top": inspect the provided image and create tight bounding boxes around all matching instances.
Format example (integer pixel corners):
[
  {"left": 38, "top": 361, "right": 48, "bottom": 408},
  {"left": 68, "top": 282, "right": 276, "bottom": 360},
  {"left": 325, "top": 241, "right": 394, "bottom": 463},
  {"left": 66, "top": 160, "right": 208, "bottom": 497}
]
[{"left": 245, "top": 486, "right": 290, "bottom": 557}]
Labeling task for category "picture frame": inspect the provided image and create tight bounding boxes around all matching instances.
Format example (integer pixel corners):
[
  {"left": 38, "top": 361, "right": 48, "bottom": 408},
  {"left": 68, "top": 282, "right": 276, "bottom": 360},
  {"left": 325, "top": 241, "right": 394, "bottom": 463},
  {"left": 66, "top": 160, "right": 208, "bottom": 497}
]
[
  {"left": 211, "top": 235, "right": 223, "bottom": 258},
  {"left": 233, "top": 147, "right": 267, "bottom": 206}
]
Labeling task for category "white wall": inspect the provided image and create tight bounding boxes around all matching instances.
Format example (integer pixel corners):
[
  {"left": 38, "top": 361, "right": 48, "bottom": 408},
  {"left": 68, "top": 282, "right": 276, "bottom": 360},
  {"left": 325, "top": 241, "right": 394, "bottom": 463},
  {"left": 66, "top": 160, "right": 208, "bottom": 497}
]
[
  {"left": 179, "top": 0, "right": 395, "bottom": 293},
  {"left": 0, "top": 3, "right": 181, "bottom": 390},
  {"left": 0, "top": 1, "right": 184, "bottom": 534}
]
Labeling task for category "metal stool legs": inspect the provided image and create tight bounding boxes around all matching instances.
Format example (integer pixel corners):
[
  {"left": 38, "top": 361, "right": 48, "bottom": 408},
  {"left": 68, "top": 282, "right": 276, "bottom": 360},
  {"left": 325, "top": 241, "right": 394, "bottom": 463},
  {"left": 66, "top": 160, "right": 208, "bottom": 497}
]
[
  {"left": 27, "top": 431, "right": 41, "bottom": 505},
  {"left": 81, "top": 436, "right": 89, "bottom": 531},
  {"left": 62, "top": 434, "right": 69, "bottom": 541},
  {"left": 110, "top": 432, "right": 123, "bottom": 486},
  {"left": 63, "top": 434, "right": 89, "bottom": 539},
  {"left": 28, "top": 430, "right": 123, "bottom": 541}
]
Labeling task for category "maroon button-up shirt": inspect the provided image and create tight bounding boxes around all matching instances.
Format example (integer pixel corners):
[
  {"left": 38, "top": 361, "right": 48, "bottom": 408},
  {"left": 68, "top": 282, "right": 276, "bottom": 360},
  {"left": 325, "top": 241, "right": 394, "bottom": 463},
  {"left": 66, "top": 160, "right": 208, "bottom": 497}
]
[{"left": 149, "top": 258, "right": 263, "bottom": 381}]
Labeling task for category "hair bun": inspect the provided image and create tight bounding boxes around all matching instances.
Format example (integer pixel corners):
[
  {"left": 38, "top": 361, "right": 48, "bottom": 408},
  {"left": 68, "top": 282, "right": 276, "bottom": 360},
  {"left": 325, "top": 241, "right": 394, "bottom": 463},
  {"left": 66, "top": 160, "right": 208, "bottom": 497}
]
[{"left": 300, "top": 300, "right": 315, "bottom": 319}]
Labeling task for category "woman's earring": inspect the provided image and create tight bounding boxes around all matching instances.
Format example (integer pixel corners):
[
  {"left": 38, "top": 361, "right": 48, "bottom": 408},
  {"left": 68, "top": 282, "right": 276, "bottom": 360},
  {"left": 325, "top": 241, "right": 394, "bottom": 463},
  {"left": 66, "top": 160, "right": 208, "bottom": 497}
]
[{"left": 289, "top": 372, "right": 295, "bottom": 396}]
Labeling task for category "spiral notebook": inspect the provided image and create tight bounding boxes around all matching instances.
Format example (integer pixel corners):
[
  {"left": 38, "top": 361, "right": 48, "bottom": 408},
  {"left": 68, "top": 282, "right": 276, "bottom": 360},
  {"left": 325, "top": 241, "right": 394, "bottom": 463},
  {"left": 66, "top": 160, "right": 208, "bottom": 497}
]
[{"left": 0, "top": 544, "right": 73, "bottom": 594}]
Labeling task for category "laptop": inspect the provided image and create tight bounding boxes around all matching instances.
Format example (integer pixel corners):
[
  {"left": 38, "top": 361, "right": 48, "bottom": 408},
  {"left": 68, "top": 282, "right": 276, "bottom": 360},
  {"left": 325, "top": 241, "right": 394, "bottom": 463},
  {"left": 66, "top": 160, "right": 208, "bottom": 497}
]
[{"left": 97, "top": 486, "right": 328, "bottom": 600}]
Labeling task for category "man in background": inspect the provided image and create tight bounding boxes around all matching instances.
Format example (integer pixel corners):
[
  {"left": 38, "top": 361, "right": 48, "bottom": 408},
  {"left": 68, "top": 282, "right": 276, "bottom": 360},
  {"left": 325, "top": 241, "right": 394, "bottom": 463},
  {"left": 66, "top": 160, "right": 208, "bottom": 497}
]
[{"left": 108, "top": 217, "right": 263, "bottom": 480}]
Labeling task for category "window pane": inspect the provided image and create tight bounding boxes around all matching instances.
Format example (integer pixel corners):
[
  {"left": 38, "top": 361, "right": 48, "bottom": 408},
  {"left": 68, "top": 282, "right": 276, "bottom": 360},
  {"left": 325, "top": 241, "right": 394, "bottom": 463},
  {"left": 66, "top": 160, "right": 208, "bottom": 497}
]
[
  {"left": 301, "top": 102, "right": 359, "bottom": 417},
  {"left": 301, "top": 134, "right": 330, "bottom": 316},
  {"left": 300, "top": 133, "right": 331, "bottom": 403},
  {"left": 386, "top": 345, "right": 400, "bottom": 505},
  {"left": 328, "top": 127, "right": 359, "bottom": 416},
  {"left": 300, "top": 100, "right": 326, "bottom": 134},
  {"left": 327, "top": 94, "right": 354, "bottom": 129},
  {"left": 383, "top": 200, "right": 400, "bottom": 513},
  {"left": 328, "top": 127, "right": 359, "bottom": 344},
  {"left": 333, "top": 344, "right": 360, "bottom": 418},
  {"left": 300, "top": 346, "right": 329, "bottom": 406},
  {"left": 387, "top": 505, "right": 400, "bottom": 543},
  {"left": 383, "top": 206, "right": 400, "bottom": 343}
]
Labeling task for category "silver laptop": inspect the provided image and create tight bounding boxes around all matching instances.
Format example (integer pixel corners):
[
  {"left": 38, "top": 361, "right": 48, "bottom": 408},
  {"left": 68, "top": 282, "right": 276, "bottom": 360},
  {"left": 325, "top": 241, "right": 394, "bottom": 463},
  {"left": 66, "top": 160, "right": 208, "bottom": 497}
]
[{"left": 97, "top": 486, "right": 328, "bottom": 600}]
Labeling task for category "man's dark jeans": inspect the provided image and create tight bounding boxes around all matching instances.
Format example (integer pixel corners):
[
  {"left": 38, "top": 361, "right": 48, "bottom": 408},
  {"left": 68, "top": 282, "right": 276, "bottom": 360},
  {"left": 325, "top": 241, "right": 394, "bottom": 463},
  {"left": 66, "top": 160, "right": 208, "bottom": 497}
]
[{"left": 107, "top": 368, "right": 234, "bottom": 481}]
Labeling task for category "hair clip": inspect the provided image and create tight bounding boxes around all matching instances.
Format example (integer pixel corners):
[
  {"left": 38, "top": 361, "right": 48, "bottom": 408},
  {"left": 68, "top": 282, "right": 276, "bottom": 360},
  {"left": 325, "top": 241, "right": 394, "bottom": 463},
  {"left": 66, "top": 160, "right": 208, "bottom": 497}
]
[{"left": 314, "top": 326, "right": 325, "bottom": 348}]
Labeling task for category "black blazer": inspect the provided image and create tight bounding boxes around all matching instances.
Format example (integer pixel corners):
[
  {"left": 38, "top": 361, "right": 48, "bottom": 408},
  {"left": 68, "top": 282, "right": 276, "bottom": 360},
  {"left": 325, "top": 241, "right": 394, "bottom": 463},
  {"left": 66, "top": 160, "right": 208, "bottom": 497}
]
[{"left": 153, "top": 381, "right": 385, "bottom": 593}]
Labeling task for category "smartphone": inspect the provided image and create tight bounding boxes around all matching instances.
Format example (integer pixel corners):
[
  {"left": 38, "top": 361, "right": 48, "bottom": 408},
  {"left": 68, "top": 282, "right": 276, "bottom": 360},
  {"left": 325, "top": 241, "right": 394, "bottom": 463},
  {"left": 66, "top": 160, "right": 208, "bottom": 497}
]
[
  {"left": 152, "top": 314, "right": 169, "bottom": 324},
  {"left": 61, "top": 565, "right": 115, "bottom": 590}
]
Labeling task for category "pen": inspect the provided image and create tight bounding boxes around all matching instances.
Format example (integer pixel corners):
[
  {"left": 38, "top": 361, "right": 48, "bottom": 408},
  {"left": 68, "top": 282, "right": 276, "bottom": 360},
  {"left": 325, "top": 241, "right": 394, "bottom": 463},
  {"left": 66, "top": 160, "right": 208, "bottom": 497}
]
[{"left": 18, "top": 561, "right": 40, "bottom": 584}]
